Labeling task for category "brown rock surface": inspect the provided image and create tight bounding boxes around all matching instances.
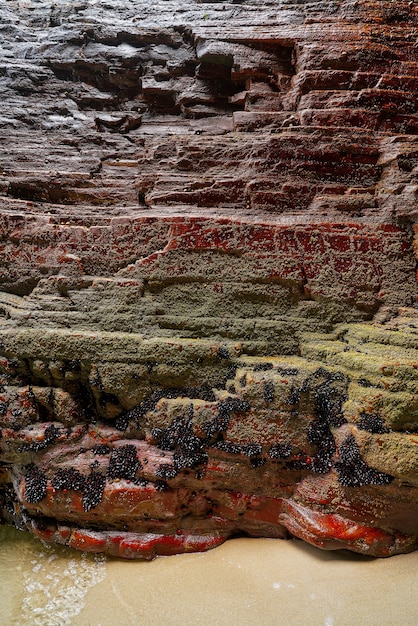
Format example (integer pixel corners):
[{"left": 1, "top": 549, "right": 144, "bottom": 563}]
[{"left": 0, "top": 0, "right": 417, "bottom": 558}]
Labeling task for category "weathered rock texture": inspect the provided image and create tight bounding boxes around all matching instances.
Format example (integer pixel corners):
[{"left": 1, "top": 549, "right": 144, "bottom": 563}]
[{"left": 0, "top": 0, "right": 417, "bottom": 558}]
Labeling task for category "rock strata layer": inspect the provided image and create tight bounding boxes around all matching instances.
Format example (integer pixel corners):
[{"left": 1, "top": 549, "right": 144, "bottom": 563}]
[{"left": 0, "top": 0, "right": 417, "bottom": 558}]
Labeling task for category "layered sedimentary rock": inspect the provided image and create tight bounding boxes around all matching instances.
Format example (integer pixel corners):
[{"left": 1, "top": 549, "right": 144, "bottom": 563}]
[{"left": 0, "top": 0, "right": 417, "bottom": 558}]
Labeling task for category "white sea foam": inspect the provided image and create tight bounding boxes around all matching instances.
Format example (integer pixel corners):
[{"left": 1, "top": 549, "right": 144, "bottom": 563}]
[{"left": 20, "top": 543, "right": 107, "bottom": 626}]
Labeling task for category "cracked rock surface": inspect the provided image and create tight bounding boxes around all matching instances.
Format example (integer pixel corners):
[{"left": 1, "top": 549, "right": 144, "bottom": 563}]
[{"left": 0, "top": 0, "right": 417, "bottom": 558}]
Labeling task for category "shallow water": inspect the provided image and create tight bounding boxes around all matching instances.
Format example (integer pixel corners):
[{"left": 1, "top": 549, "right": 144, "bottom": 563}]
[{"left": 1, "top": 527, "right": 417, "bottom": 626}]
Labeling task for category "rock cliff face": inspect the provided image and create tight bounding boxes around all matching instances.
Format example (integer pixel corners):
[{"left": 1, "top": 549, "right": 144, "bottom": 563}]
[{"left": 0, "top": 0, "right": 417, "bottom": 558}]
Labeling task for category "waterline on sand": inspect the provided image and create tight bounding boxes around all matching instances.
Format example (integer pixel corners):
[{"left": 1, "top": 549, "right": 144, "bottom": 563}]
[{"left": 1, "top": 527, "right": 417, "bottom": 626}]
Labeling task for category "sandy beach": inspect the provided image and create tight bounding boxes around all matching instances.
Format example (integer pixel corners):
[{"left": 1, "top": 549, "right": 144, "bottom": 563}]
[{"left": 1, "top": 526, "right": 417, "bottom": 626}]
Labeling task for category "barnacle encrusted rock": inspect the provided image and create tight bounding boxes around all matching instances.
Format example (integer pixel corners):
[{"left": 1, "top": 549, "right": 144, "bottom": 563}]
[{"left": 0, "top": 0, "right": 417, "bottom": 558}]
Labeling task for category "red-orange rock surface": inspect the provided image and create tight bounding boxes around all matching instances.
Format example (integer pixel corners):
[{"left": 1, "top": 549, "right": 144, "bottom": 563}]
[{"left": 0, "top": 0, "right": 417, "bottom": 558}]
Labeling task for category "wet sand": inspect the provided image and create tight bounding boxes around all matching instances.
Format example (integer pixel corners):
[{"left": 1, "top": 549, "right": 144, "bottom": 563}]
[{"left": 1, "top": 527, "right": 417, "bottom": 626}]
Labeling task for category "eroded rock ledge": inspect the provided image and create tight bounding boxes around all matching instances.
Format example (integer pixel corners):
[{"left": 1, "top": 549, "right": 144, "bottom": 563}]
[{"left": 0, "top": 0, "right": 417, "bottom": 558}]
